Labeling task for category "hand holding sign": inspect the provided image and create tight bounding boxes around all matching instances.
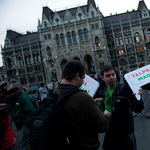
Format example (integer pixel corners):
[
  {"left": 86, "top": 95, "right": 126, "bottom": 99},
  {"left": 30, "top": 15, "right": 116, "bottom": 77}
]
[
  {"left": 124, "top": 64, "right": 150, "bottom": 100},
  {"left": 80, "top": 74, "right": 100, "bottom": 97}
]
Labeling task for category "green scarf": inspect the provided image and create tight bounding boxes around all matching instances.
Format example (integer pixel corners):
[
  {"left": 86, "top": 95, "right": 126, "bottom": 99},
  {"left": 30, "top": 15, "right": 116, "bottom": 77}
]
[
  {"left": 105, "top": 83, "right": 117, "bottom": 112},
  {"left": 98, "top": 83, "right": 117, "bottom": 113}
]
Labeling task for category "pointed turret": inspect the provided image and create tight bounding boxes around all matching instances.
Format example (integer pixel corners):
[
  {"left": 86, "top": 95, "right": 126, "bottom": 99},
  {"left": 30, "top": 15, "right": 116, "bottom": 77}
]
[
  {"left": 137, "top": 0, "right": 149, "bottom": 18},
  {"left": 87, "top": 0, "right": 96, "bottom": 11}
]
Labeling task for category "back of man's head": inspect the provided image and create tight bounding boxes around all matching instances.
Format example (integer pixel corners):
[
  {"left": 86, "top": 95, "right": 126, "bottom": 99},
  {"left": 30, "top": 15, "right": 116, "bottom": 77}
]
[
  {"left": 10, "top": 83, "right": 22, "bottom": 90},
  {"left": 40, "top": 83, "right": 44, "bottom": 87},
  {"left": 10, "top": 83, "right": 22, "bottom": 96},
  {"left": 139, "top": 62, "right": 146, "bottom": 68},
  {"left": 100, "top": 65, "right": 115, "bottom": 77},
  {"left": 62, "top": 60, "right": 86, "bottom": 81}
]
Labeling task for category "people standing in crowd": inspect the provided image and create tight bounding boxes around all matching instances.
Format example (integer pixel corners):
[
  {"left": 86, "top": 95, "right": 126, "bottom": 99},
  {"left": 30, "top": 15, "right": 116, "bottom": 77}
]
[
  {"left": 99, "top": 65, "right": 143, "bottom": 150},
  {"left": 51, "top": 80, "right": 56, "bottom": 89},
  {"left": 91, "top": 74, "right": 100, "bottom": 98},
  {"left": 53, "top": 60, "right": 111, "bottom": 150},
  {"left": 0, "top": 80, "right": 16, "bottom": 150},
  {"left": 97, "top": 73, "right": 106, "bottom": 95},
  {"left": 91, "top": 74, "right": 97, "bottom": 80},
  {"left": 0, "top": 104, "right": 16, "bottom": 150},
  {"left": 123, "top": 67, "right": 129, "bottom": 85},
  {"left": 36, "top": 86, "right": 41, "bottom": 101},
  {"left": 39, "top": 83, "right": 47, "bottom": 103},
  {"left": 9, "top": 83, "right": 36, "bottom": 150},
  {"left": 115, "top": 70, "right": 120, "bottom": 83},
  {"left": 139, "top": 61, "right": 150, "bottom": 119}
]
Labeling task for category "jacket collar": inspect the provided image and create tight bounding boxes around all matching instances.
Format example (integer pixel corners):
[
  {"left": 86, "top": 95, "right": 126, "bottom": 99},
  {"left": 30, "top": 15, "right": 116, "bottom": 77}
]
[{"left": 103, "top": 83, "right": 120, "bottom": 96}]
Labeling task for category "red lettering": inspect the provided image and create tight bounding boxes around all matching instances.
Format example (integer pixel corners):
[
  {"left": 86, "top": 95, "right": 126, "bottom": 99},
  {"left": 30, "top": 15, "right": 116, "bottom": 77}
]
[
  {"left": 142, "top": 70, "right": 146, "bottom": 74},
  {"left": 135, "top": 73, "right": 139, "bottom": 77},
  {"left": 83, "top": 81, "right": 87, "bottom": 86},
  {"left": 131, "top": 74, "right": 135, "bottom": 78},
  {"left": 146, "top": 69, "right": 150, "bottom": 72},
  {"left": 139, "top": 72, "right": 143, "bottom": 75}
]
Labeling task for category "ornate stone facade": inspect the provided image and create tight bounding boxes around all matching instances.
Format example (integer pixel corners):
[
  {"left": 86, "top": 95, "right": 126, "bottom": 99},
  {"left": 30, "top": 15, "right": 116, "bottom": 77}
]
[
  {"left": 38, "top": 0, "right": 108, "bottom": 83},
  {"left": 1, "top": 0, "right": 150, "bottom": 88}
]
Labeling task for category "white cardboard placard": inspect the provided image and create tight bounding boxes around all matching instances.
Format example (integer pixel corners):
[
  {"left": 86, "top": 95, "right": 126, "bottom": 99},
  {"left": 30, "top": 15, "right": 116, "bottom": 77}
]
[
  {"left": 80, "top": 74, "right": 100, "bottom": 97},
  {"left": 124, "top": 64, "right": 150, "bottom": 100}
]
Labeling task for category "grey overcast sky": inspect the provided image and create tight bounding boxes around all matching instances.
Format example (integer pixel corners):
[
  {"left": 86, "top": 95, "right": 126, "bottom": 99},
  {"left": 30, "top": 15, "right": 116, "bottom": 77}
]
[{"left": 0, "top": 0, "right": 150, "bottom": 67}]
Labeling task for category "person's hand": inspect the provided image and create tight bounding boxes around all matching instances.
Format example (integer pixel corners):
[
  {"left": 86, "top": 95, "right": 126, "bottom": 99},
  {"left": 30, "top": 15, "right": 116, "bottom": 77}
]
[
  {"left": 104, "top": 110, "right": 112, "bottom": 117},
  {"left": 13, "top": 137, "right": 16, "bottom": 144},
  {"left": 94, "top": 98, "right": 103, "bottom": 103},
  {"left": 132, "top": 87, "right": 142, "bottom": 99},
  {"left": 0, "top": 103, "right": 8, "bottom": 110}
]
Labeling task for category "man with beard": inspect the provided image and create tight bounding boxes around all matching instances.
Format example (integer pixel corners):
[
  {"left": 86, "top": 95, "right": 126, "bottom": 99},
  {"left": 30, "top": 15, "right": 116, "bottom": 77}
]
[{"left": 99, "top": 65, "right": 143, "bottom": 150}]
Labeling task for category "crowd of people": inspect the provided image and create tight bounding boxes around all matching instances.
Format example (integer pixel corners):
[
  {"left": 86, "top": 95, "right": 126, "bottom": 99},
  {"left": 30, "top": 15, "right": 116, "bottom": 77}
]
[{"left": 0, "top": 60, "right": 149, "bottom": 150}]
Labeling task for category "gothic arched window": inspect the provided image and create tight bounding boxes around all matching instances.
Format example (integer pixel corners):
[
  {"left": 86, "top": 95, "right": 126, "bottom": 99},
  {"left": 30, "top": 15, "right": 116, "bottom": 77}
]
[
  {"left": 79, "top": 30, "right": 84, "bottom": 42},
  {"left": 107, "top": 38, "right": 112, "bottom": 48},
  {"left": 116, "top": 37, "right": 119, "bottom": 46},
  {"left": 95, "top": 37, "right": 100, "bottom": 47},
  {"left": 84, "top": 29, "right": 88, "bottom": 41},
  {"left": 60, "top": 34, "right": 65, "bottom": 45},
  {"left": 119, "top": 36, "right": 123, "bottom": 45},
  {"left": 111, "top": 60, "right": 118, "bottom": 67},
  {"left": 67, "top": 32, "right": 72, "bottom": 44},
  {"left": 44, "top": 21, "right": 47, "bottom": 28},
  {"left": 56, "top": 35, "right": 61, "bottom": 46},
  {"left": 100, "top": 62, "right": 104, "bottom": 69},
  {"left": 124, "top": 35, "right": 128, "bottom": 45},
  {"left": 72, "top": 31, "right": 77, "bottom": 43},
  {"left": 129, "top": 56, "right": 135, "bottom": 64},
  {"left": 120, "top": 58, "right": 126, "bottom": 66},
  {"left": 138, "top": 55, "right": 144, "bottom": 62},
  {"left": 91, "top": 11, "right": 95, "bottom": 17},
  {"left": 147, "top": 29, "right": 150, "bottom": 40},
  {"left": 28, "top": 55, "right": 31, "bottom": 63},
  {"left": 128, "top": 34, "right": 132, "bottom": 43},
  {"left": 135, "top": 32, "right": 140, "bottom": 42}
]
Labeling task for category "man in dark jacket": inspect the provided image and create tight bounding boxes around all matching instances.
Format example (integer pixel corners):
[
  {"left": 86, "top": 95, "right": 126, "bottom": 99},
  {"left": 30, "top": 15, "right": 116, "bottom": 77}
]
[
  {"left": 9, "top": 83, "right": 36, "bottom": 150},
  {"left": 53, "top": 60, "right": 111, "bottom": 150},
  {"left": 99, "top": 65, "right": 143, "bottom": 150},
  {"left": 123, "top": 67, "right": 129, "bottom": 85},
  {"left": 139, "top": 62, "right": 150, "bottom": 118}
]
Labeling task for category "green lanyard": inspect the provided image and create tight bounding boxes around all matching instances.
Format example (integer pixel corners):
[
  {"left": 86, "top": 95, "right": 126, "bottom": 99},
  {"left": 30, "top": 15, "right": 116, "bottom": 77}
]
[{"left": 105, "top": 83, "right": 117, "bottom": 112}]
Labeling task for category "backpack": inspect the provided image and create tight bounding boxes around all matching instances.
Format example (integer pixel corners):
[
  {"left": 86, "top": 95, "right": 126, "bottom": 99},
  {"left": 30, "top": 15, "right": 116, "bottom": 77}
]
[{"left": 29, "top": 88, "right": 81, "bottom": 150}]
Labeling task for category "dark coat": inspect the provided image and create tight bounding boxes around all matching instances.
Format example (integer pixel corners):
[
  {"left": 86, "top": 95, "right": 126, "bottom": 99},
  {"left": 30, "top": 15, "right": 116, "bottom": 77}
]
[{"left": 53, "top": 84, "right": 111, "bottom": 150}]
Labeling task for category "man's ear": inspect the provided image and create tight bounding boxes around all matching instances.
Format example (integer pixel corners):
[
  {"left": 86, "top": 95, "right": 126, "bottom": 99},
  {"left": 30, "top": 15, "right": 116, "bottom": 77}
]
[
  {"left": 75, "top": 73, "right": 80, "bottom": 80},
  {"left": 101, "top": 75, "right": 105, "bottom": 81}
]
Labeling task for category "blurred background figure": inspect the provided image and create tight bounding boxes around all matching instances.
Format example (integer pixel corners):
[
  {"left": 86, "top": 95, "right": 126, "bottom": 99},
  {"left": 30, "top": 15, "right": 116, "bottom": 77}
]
[
  {"left": 139, "top": 62, "right": 150, "bottom": 119},
  {"left": 97, "top": 73, "right": 106, "bottom": 95},
  {"left": 0, "top": 80, "right": 16, "bottom": 150},
  {"left": 39, "top": 83, "right": 47, "bottom": 104},
  {"left": 123, "top": 67, "right": 129, "bottom": 85}
]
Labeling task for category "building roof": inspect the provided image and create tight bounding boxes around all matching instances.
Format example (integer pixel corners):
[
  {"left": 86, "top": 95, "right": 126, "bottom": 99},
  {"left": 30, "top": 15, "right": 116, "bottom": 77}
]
[
  {"left": 42, "top": 0, "right": 96, "bottom": 21},
  {"left": 6, "top": 30, "right": 40, "bottom": 46},
  {"left": 6, "top": 30, "right": 23, "bottom": 45},
  {"left": 103, "top": 11, "right": 139, "bottom": 26},
  {"left": 15, "top": 32, "right": 40, "bottom": 44},
  {"left": 104, "top": 0, "right": 149, "bottom": 26}
]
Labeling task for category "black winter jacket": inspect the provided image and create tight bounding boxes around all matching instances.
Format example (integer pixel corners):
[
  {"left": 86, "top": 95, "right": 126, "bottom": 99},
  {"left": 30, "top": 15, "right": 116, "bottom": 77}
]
[{"left": 99, "top": 83, "right": 143, "bottom": 137}]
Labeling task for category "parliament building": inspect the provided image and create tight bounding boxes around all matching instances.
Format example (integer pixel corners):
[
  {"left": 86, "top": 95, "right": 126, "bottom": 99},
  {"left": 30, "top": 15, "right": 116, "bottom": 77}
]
[{"left": 1, "top": 0, "right": 150, "bottom": 88}]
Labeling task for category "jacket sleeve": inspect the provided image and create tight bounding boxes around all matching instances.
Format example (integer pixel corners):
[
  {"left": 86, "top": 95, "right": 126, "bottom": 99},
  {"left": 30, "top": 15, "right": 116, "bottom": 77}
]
[
  {"left": 81, "top": 95, "right": 111, "bottom": 133},
  {"left": 127, "top": 86, "right": 144, "bottom": 113},
  {"left": 22, "top": 97, "right": 36, "bottom": 126},
  {"left": 142, "top": 83, "right": 150, "bottom": 90}
]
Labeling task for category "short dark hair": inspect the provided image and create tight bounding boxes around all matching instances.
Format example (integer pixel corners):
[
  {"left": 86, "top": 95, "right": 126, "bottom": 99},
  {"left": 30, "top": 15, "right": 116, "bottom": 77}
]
[
  {"left": 100, "top": 65, "right": 115, "bottom": 77},
  {"left": 139, "top": 62, "right": 146, "bottom": 68},
  {"left": 62, "top": 60, "right": 86, "bottom": 81},
  {"left": 40, "top": 82, "right": 44, "bottom": 87}
]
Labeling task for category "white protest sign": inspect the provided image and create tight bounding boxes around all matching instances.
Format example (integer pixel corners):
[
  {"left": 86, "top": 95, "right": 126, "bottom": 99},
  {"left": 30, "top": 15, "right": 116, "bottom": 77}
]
[
  {"left": 124, "top": 64, "right": 150, "bottom": 100},
  {"left": 80, "top": 74, "right": 100, "bottom": 97}
]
